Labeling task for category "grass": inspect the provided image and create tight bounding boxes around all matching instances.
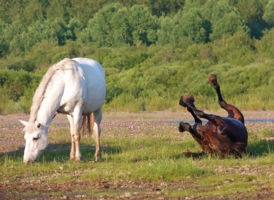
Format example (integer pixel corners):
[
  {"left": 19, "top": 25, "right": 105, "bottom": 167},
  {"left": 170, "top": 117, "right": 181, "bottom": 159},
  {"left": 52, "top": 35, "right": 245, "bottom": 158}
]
[{"left": 1, "top": 118, "right": 274, "bottom": 199}]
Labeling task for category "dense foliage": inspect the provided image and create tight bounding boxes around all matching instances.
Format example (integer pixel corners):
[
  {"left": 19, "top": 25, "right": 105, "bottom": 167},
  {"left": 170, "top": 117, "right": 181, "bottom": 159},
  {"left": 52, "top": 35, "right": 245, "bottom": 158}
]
[{"left": 1, "top": 0, "right": 274, "bottom": 113}]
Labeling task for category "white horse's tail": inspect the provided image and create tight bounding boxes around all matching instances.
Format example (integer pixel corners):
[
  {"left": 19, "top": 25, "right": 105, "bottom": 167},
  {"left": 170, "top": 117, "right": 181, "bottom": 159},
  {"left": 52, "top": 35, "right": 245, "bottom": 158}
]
[{"left": 81, "top": 113, "right": 94, "bottom": 137}]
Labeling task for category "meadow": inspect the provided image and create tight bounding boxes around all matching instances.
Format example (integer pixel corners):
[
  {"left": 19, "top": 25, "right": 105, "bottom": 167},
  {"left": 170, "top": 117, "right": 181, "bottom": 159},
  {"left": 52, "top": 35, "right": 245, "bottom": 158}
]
[
  {"left": 1, "top": 111, "right": 274, "bottom": 199},
  {"left": 1, "top": 1, "right": 274, "bottom": 198}
]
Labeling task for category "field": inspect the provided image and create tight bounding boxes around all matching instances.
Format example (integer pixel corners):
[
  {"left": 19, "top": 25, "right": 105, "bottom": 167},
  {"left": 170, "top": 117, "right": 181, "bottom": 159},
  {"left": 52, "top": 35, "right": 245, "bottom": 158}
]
[{"left": 1, "top": 110, "right": 274, "bottom": 199}]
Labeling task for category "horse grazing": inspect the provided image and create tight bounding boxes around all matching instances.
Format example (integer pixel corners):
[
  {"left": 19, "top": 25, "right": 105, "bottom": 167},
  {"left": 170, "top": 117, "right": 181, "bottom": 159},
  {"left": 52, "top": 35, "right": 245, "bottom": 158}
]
[
  {"left": 19, "top": 58, "right": 106, "bottom": 163},
  {"left": 178, "top": 74, "right": 248, "bottom": 158}
]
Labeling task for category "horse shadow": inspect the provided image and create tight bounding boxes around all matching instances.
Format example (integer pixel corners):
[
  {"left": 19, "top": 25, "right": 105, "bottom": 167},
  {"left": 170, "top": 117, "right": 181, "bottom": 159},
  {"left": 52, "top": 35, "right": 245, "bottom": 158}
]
[
  {"left": 170, "top": 139, "right": 274, "bottom": 160},
  {"left": 0, "top": 143, "right": 122, "bottom": 163},
  {"left": 1, "top": 139, "right": 273, "bottom": 163},
  {"left": 246, "top": 139, "right": 274, "bottom": 157}
]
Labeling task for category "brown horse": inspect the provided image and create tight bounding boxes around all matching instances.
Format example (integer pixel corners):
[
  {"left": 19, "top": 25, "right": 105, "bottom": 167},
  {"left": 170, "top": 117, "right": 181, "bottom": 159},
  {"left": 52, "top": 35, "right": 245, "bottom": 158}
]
[{"left": 178, "top": 74, "right": 248, "bottom": 158}]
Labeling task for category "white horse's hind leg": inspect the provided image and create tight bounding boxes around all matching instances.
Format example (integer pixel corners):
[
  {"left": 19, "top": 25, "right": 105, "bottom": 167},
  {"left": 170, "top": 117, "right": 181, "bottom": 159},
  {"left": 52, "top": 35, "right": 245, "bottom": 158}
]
[{"left": 92, "top": 108, "right": 102, "bottom": 162}]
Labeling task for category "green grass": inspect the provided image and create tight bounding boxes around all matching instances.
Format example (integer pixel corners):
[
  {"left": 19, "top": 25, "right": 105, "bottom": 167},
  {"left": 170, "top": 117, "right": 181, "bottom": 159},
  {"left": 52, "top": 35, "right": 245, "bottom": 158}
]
[{"left": 1, "top": 122, "right": 274, "bottom": 199}]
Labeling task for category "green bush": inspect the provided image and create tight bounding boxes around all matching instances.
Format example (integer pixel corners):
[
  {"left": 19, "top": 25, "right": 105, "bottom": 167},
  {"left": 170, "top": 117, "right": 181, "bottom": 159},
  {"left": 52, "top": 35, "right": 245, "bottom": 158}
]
[{"left": 1, "top": 1, "right": 274, "bottom": 113}]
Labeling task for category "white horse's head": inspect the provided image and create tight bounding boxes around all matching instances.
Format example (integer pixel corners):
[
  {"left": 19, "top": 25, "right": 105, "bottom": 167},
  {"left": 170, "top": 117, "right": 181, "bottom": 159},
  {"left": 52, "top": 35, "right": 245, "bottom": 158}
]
[{"left": 20, "top": 120, "right": 48, "bottom": 163}]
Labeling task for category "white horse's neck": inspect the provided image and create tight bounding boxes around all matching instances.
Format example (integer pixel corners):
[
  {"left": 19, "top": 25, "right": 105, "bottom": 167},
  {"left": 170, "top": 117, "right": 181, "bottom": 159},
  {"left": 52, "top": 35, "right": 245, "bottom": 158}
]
[{"left": 35, "top": 73, "right": 65, "bottom": 126}]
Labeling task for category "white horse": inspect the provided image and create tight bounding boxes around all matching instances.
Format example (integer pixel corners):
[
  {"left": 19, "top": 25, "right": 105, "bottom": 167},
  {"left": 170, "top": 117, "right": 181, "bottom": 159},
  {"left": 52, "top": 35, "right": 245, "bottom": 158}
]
[{"left": 19, "top": 58, "right": 106, "bottom": 163}]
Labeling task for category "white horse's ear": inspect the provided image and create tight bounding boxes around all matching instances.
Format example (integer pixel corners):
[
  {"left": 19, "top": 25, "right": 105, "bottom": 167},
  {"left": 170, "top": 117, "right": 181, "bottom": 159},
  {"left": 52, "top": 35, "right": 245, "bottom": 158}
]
[{"left": 19, "top": 120, "right": 28, "bottom": 127}]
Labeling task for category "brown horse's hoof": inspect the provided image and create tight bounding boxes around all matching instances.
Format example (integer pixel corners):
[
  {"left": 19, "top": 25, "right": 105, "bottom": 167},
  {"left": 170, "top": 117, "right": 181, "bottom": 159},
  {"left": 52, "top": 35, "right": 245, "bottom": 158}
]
[
  {"left": 179, "top": 94, "right": 195, "bottom": 109},
  {"left": 179, "top": 122, "right": 191, "bottom": 132},
  {"left": 182, "top": 94, "right": 195, "bottom": 105},
  {"left": 208, "top": 74, "right": 219, "bottom": 87},
  {"left": 179, "top": 94, "right": 195, "bottom": 107},
  {"left": 179, "top": 96, "right": 187, "bottom": 107}
]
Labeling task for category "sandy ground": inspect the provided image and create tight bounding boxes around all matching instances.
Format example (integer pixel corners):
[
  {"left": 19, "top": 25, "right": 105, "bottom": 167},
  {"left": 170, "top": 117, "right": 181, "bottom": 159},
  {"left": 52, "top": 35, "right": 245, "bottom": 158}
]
[
  {"left": 2, "top": 110, "right": 274, "bottom": 124},
  {"left": 1, "top": 110, "right": 274, "bottom": 153}
]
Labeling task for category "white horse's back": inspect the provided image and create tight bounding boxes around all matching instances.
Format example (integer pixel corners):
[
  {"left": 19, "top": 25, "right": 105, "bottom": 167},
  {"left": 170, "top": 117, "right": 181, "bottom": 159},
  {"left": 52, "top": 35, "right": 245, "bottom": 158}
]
[
  {"left": 72, "top": 57, "right": 105, "bottom": 75},
  {"left": 52, "top": 57, "right": 106, "bottom": 115},
  {"left": 73, "top": 57, "right": 106, "bottom": 109}
]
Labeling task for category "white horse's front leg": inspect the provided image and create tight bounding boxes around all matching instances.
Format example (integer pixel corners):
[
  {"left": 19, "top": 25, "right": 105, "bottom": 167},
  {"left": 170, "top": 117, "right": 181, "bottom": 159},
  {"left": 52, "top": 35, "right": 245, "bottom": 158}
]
[
  {"left": 67, "top": 115, "right": 76, "bottom": 160},
  {"left": 67, "top": 107, "right": 83, "bottom": 161},
  {"left": 93, "top": 108, "right": 102, "bottom": 162},
  {"left": 74, "top": 107, "right": 83, "bottom": 161}
]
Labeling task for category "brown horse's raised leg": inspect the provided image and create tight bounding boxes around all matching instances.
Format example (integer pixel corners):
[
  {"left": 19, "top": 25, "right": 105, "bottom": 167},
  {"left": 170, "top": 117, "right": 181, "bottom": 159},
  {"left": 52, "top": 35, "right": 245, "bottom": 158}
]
[
  {"left": 208, "top": 74, "right": 245, "bottom": 124},
  {"left": 179, "top": 94, "right": 224, "bottom": 127},
  {"left": 179, "top": 94, "right": 202, "bottom": 125},
  {"left": 179, "top": 94, "right": 214, "bottom": 155}
]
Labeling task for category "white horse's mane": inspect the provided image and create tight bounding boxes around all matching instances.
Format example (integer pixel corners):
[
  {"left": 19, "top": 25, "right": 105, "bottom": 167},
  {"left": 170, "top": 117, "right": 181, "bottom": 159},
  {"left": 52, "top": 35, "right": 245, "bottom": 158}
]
[
  {"left": 29, "top": 66, "right": 56, "bottom": 123},
  {"left": 29, "top": 58, "right": 75, "bottom": 123}
]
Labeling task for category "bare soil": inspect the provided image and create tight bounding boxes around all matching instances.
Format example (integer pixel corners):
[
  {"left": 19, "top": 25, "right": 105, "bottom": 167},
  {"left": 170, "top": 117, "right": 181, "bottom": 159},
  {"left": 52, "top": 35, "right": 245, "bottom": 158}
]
[{"left": 1, "top": 110, "right": 274, "bottom": 199}]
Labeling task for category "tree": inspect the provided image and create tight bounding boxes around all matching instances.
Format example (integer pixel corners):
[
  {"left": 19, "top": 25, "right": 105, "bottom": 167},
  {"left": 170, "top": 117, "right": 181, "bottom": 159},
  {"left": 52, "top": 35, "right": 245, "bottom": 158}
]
[
  {"left": 256, "top": 28, "right": 274, "bottom": 58},
  {"left": 68, "top": 0, "right": 94, "bottom": 26},
  {"left": 128, "top": 5, "right": 159, "bottom": 46},
  {"left": 0, "top": 0, "right": 26, "bottom": 23},
  {"left": 183, "top": 0, "right": 206, "bottom": 10},
  {"left": 46, "top": 0, "right": 70, "bottom": 22},
  {"left": 3, "top": 20, "right": 27, "bottom": 56},
  {"left": 66, "top": 18, "right": 83, "bottom": 41},
  {"left": 7, "top": 17, "right": 79, "bottom": 57},
  {"left": 23, "top": 0, "right": 45, "bottom": 25},
  {"left": 157, "top": 16, "right": 174, "bottom": 45},
  {"left": 180, "top": 8, "right": 209, "bottom": 43},
  {"left": 233, "top": 0, "right": 266, "bottom": 38},
  {"left": 202, "top": 0, "right": 219, "bottom": 21},
  {"left": 263, "top": 0, "right": 274, "bottom": 27},
  {"left": 87, "top": 3, "right": 123, "bottom": 47},
  {"left": 43, "top": 18, "right": 69, "bottom": 45},
  {"left": 166, "top": 8, "right": 208, "bottom": 48},
  {"left": 0, "top": 20, "right": 8, "bottom": 57},
  {"left": 210, "top": 11, "right": 250, "bottom": 41},
  {"left": 111, "top": 7, "right": 132, "bottom": 47},
  {"left": 210, "top": 0, "right": 234, "bottom": 24},
  {"left": 144, "top": 0, "right": 185, "bottom": 17},
  {"left": 212, "top": 30, "right": 255, "bottom": 66}
]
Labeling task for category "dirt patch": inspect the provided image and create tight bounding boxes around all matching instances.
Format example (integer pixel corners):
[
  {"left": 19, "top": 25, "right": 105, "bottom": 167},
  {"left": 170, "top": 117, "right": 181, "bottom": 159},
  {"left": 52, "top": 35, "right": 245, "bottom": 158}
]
[{"left": 1, "top": 110, "right": 274, "bottom": 154}]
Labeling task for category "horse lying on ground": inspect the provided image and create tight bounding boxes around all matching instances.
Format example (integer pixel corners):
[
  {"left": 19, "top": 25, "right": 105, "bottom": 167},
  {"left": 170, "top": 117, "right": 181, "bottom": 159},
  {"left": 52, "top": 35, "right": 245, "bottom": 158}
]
[
  {"left": 20, "top": 58, "right": 106, "bottom": 163},
  {"left": 178, "top": 74, "right": 248, "bottom": 158}
]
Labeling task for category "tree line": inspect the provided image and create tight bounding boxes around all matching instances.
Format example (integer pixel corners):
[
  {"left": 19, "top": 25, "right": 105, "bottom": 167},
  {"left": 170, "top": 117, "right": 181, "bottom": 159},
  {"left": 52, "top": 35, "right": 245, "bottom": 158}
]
[{"left": 1, "top": 0, "right": 274, "bottom": 114}]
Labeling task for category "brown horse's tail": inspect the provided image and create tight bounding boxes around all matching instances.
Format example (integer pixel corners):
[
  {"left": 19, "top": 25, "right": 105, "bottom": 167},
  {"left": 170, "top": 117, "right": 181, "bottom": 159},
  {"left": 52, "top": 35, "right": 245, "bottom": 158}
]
[{"left": 81, "top": 113, "right": 94, "bottom": 136}]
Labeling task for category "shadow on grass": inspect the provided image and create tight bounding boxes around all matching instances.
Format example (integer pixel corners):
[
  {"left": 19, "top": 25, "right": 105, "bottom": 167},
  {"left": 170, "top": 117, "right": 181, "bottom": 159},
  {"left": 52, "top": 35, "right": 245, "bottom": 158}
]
[
  {"left": 1, "top": 139, "right": 273, "bottom": 163},
  {"left": 0, "top": 143, "right": 122, "bottom": 163},
  {"left": 170, "top": 139, "right": 274, "bottom": 160},
  {"left": 246, "top": 139, "right": 274, "bottom": 157}
]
